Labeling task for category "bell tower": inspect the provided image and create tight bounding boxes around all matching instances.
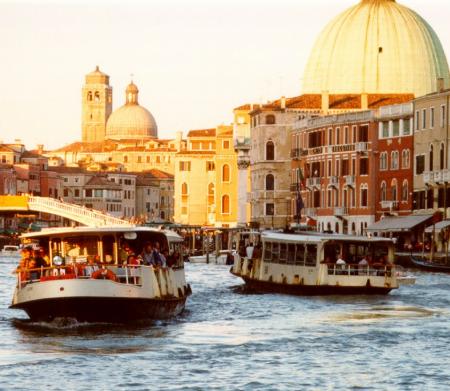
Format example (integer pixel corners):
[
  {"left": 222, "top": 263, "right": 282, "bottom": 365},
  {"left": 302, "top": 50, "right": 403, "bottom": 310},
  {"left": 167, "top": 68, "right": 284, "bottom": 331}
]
[{"left": 81, "top": 66, "right": 112, "bottom": 143}]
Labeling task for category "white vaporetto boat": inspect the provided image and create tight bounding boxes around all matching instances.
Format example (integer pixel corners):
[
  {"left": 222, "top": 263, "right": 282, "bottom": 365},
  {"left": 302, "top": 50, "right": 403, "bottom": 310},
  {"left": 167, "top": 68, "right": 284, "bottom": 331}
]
[
  {"left": 231, "top": 231, "right": 399, "bottom": 295},
  {"left": 1, "top": 245, "right": 21, "bottom": 258},
  {"left": 10, "top": 226, "right": 191, "bottom": 322}
]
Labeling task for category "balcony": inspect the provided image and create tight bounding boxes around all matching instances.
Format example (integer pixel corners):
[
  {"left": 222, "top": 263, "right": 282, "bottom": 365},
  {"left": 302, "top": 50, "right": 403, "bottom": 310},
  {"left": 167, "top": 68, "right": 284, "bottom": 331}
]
[
  {"left": 329, "top": 176, "right": 339, "bottom": 187},
  {"left": 345, "top": 175, "right": 356, "bottom": 187},
  {"left": 304, "top": 208, "right": 317, "bottom": 217},
  {"left": 433, "top": 171, "right": 444, "bottom": 184},
  {"left": 334, "top": 207, "right": 348, "bottom": 217},
  {"left": 423, "top": 171, "right": 433, "bottom": 184},
  {"left": 306, "top": 177, "right": 321, "bottom": 189},
  {"left": 355, "top": 142, "right": 370, "bottom": 152},
  {"left": 424, "top": 170, "right": 450, "bottom": 185},
  {"left": 380, "top": 200, "right": 399, "bottom": 210},
  {"left": 290, "top": 148, "right": 308, "bottom": 159}
]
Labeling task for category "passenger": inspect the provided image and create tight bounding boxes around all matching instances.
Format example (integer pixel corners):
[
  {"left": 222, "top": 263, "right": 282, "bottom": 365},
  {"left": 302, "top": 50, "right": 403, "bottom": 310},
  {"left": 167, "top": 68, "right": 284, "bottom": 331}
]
[
  {"left": 119, "top": 241, "right": 133, "bottom": 263},
  {"left": 336, "top": 255, "right": 346, "bottom": 274},
  {"left": 84, "top": 256, "right": 99, "bottom": 277},
  {"left": 246, "top": 242, "right": 254, "bottom": 260},
  {"left": 127, "top": 254, "right": 140, "bottom": 284},
  {"left": 252, "top": 243, "right": 262, "bottom": 260},
  {"left": 67, "top": 244, "right": 81, "bottom": 257},
  {"left": 358, "top": 256, "right": 369, "bottom": 275},
  {"left": 39, "top": 248, "right": 50, "bottom": 267},
  {"left": 27, "top": 259, "right": 39, "bottom": 281},
  {"left": 33, "top": 249, "right": 46, "bottom": 269},
  {"left": 160, "top": 250, "right": 169, "bottom": 268},
  {"left": 140, "top": 242, "right": 153, "bottom": 265},
  {"left": 15, "top": 258, "right": 27, "bottom": 284},
  {"left": 151, "top": 242, "right": 163, "bottom": 267}
]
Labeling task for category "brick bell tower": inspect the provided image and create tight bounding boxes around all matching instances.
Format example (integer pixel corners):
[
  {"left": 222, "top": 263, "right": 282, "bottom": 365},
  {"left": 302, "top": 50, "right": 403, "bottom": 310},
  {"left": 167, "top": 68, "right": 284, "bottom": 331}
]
[{"left": 81, "top": 66, "right": 112, "bottom": 143}]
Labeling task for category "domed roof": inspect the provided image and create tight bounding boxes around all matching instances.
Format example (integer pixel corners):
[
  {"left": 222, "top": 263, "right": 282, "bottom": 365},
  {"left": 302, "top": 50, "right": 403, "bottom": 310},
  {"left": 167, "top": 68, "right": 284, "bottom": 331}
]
[
  {"left": 105, "top": 81, "right": 157, "bottom": 140},
  {"left": 302, "top": 0, "right": 450, "bottom": 97}
]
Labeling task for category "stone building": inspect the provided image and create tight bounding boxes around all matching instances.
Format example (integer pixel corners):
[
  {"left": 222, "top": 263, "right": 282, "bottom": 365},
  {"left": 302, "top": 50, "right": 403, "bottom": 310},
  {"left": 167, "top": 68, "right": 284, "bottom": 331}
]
[
  {"left": 291, "top": 96, "right": 413, "bottom": 234},
  {"left": 413, "top": 87, "right": 450, "bottom": 218},
  {"left": 174, "top": 126, "right": 238, "bottom": 227}
]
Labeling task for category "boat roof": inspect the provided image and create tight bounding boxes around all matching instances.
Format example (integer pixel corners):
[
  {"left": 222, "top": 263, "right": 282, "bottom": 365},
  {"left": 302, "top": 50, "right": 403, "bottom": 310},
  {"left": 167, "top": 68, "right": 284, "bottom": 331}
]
[
  {"left": 261, "top": 231, "right": 394, "bottom": 244},
  {"left": 20, "top": 226, "right": 183, "bottom": 242}
]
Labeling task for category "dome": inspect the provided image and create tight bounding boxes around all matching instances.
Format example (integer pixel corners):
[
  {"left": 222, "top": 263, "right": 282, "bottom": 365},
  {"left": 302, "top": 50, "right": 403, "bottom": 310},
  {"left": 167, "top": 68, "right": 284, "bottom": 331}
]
[
  {"left": 105, "top": 81, "right": 158, "bottom": 140},
  {"left": 302, "top": 0, "right": 450, "bottom": 97}
]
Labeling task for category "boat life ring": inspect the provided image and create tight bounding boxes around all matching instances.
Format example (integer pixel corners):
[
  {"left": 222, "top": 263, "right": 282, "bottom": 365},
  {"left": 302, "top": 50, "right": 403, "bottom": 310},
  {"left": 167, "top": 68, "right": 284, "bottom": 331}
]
[{"left": 91, "top": 268, "right": 117, "bottom": 282}]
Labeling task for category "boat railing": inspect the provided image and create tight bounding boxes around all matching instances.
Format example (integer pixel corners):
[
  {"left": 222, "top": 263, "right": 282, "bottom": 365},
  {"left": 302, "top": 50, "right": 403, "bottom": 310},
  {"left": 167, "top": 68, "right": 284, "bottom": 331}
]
[
  {"left": 14, "top": 264, "right": 167, "bottom": 289},
  {"left": 325, "top": 263, "right": 393, "bottom": 277}
]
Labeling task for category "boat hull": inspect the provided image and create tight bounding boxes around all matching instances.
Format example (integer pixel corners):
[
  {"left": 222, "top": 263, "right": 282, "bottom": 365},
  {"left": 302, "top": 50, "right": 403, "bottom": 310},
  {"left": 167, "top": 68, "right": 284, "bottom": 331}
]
[
  {"left": 10, "top": 296, "right": 187, "bottom": 323},
  {"left": 238, "top": 275, "right": 393, "bottom": 295},
  {"left": 410, "top": 256, "right": 450, "bottom": 273}
]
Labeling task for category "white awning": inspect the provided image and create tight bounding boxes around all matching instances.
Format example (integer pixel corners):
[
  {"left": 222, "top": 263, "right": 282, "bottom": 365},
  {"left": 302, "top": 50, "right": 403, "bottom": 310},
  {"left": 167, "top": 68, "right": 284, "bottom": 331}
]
[
  {"left": 425, "top": 220, "right": 450, "bottom": 233},
  {"left": 367, "top": 214, "right": 433, "bottom": 233}
]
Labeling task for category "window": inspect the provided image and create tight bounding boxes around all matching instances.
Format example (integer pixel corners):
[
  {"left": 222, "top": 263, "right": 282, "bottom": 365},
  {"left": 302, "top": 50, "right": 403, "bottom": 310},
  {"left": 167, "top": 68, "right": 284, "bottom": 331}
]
[
  {"left": 344, "top": 127, "right": 349, "bottom": 144},
  {"left": 94, "top": 91, "right": 100, "bottom": 102},
  {"left": 266, "top": 174, "right": 274, "bottom": 191},
  {"left": 402, "top": 180, "right": 408, "bottom": 201},
  {"left": 146, "top": 156, "right": 150, "bottom": 163},
  {"left": 382, "top": 122, "right": 389, "bottom": 138},
  {"left": 266, "top": 141, "right": 275, "bottom": 160},
  {"left": 360, "top": 158, "right": 369, "bottom": 175},
  {"left": 123, "top": 156, "right": 128, "bottom": 163},
  {"left": 87, "top": 91, "right": 93, "bottom": 101},
  {"left": 85, "top": 189, "right": 92, "bottom": 197},
  {"left": 74, "top": 189, "right": 80, "bottom": 198},
  {"left": 380, "top": 182, "right": 387, "bottom": 202},
  {"left": 179, "top": 161, "right": 191, "bottom": 171},
  {"left": 335, "top": 127, "right": 340, "bottom": 144},
  {"left": 206, "top": 161, "right": 215, "bottom": 171},
  {"left": 402, "top": 149, "right": 410, "bottom": 169},
  {"left": 422, "top": 109, "right": 427, "bottom": 129},
  {"left": 328, "top": 128, "right": 333, "bottom": 145},
  {"left": 429, "top": 145, "right": 434, "bottom": 172},
  {"left": 415, "top": 111, "right": 419, "bottom": 131},
  {"left": 440, "top": 143, "right": 445, "bottom": 170},
  {"left": 391, "top": 179, "right": 398, "bottom": 201},
  {"left": 391, "top": 151, "right": 399, "bottom": 170},
  {"left": 380, "top": 152, "right": 387, "bottom": 170},
  {"left": 416, "top": 155, "right": 425, "bottom": 175},
  {"left": 223, "top": 140, "right": 230, "bottom": 149},
  {"left": 440, "top": 105, "right": 446, "bottom": 128},
  {"left": 181, "top": 183, "right": 188, "bottom": 196},
  {"left": 137, "top": 156, "right": 142, "bottom": 163},
  {"left": 222, "top": 195, "right": 230, "bottom": 214},
  {"left": 222, "top": 164, "right": 230, "bottom": 182},
  {"left": 63, "top": 189, "right": 68, "bottom": 197},
  {"left": 360, "top": 185, "right": 368, "bottom": 208},
  {"left": 430, "top": 107, "right": 435, "bottom": 128},
  {"left": 208, "top": 183, "right": 214, "bottom": 197},
  {"left": 265, "top": 203, "right": 274, "bottom": 216},
  {"left": 265, "top": 114, "right": 276, "bottom": 125},
  {"left": 403, "top": 118, "right": 411, "bottom": 135},
  {"left": 393, "top": 120, "right": 400, "bottom": 137}
]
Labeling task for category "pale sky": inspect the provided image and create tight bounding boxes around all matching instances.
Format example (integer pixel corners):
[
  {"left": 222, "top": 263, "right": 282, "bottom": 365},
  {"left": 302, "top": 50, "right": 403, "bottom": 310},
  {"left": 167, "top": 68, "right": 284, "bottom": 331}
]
[{"left": 0, "top": 0, "right": 449, "bottom": 149}]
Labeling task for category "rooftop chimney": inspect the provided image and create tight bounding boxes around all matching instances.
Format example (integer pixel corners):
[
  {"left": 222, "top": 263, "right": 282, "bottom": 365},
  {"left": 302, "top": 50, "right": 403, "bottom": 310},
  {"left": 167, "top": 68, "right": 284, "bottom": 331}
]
[
  {"left": 37, "top": 144, "right": 44, "bottom": 155},
  {"left": 280, "top": 96, "right": 286, "bottom": 110},
  {"left": 321, "top": 91, "right": 329, "bottom": 114}
]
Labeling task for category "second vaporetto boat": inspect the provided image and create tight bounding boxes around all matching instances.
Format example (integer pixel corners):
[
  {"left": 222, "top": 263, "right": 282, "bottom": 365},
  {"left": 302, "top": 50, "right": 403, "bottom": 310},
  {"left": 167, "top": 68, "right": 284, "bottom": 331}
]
[{"left": 231, "top": 231, "right": 399, "bottom": 295}]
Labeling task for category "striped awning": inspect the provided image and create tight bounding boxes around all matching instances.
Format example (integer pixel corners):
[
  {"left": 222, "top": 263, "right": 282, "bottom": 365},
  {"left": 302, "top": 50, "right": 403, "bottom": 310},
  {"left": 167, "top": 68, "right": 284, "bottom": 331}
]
[{"left": 367, "top": 214, "right": 433, "bottom": 233}]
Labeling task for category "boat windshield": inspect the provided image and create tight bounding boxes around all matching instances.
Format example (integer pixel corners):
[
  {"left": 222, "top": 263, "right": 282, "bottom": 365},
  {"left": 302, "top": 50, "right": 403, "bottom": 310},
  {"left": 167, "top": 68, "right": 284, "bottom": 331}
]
[{"left": 323, "top": 241, "right": 391, "bottom": 264}]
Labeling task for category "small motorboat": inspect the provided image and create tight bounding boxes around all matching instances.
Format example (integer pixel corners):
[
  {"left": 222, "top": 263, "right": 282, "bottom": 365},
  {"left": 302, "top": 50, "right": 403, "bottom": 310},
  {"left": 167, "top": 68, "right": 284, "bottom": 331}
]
[
  {"left": 410, "top": 256, "right": 450, "bottom": 273},
  {"left": 189, "top": 250, "right": 235, "bottom": 265}
]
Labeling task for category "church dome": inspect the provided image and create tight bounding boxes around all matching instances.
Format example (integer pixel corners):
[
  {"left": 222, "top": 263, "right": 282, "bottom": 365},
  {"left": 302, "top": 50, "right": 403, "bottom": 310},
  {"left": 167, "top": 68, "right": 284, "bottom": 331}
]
[
  {"left": 105, "top": 81, "right": 157, "bottom": 140},
  {"left": 302, "top": 0, "right": 450, "bottom": 97}
]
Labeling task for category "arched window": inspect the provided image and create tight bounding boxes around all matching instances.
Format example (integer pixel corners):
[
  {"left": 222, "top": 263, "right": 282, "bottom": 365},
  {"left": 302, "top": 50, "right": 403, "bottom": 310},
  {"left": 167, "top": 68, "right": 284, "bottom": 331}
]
[
  {"left": 123, "top": 155, "right": 128, "bottom": 163},
  {"left": 222, "top": 195, "right": 230, "bottom": 214},
  {"left": 160, "top": 211, "right": 165, "bottom": 219},
  {"left": 402, "top": 149, "right": 410, "bottom": 169},
  {"left": 391, "top": 179, "right": 398, "bottom": 201},
  {"left": 380, "top": 181, "right": 387, "bottom": 201},
  {"left": 391, "top": 151, "right": 399, "bottom": 170},
  {"left": 181, "top": 183, "right": 188, "bottom": 196},
  {"left": 94, "top": 91, "right": 100, "bottom": 102},
  {"left": 429, "top": 144, "right": 434, "bottom": 171},
  {"left": 380, "top": 152, "right": 387, "bottom": 170},
  {"left": 266, "top": 174, "right": 274, "bottom": 190},
  {"left": 402, "top": 180, "right": 408, "bottom": 201},
  {"left": 360, "top": 184, "right": 368, "bottom": 207},
  {"left": 266, "top": 141, "right": 275, "bottom": 160},
  {"left": 222, "top": 164, "right": 230, "bottom": 182},
  {"left": 335, "top": 222, "right": 339, "bottom": 234},
  {"left": 351, "top": 222, "right": 356, "bottom": 234},
  {"left": 87, "top": 91, "right": 93, "bottom": 101},
  {"left": 440, "top": 143, "right": 445, "bottom": 170},
  {"left": 265, "top": 114, "right": 276, "bottom": 125}
]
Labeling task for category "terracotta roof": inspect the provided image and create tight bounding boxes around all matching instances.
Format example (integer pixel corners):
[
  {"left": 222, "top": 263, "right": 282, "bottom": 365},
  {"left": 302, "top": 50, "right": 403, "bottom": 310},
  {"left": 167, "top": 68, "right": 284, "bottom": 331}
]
[
  {"left": 21, "top": 150, "right": 45, "bottom": 159},
  {"left": 48, "top": 166, "right": 88, "bottom": 174},
  {"left": 251, "top": 93, "right": 414, "bottom": 113},
  {"left": 144, "top": 169, "right": 174, "bottom": 179},
  {"left": 0, "top": 145, "right": 14, "bottom": 152},
  {"left": 52, "top": 140, "right": 119, "bottom": 153},
  {"left": 187, "top": 128, "right": 216, "bottom": 138},
  {"left": 136, "top": 177, "right": 159, "bottom": 187},
  {"left": 233, "top": 103, "right": 260, "bottom": 111}
]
